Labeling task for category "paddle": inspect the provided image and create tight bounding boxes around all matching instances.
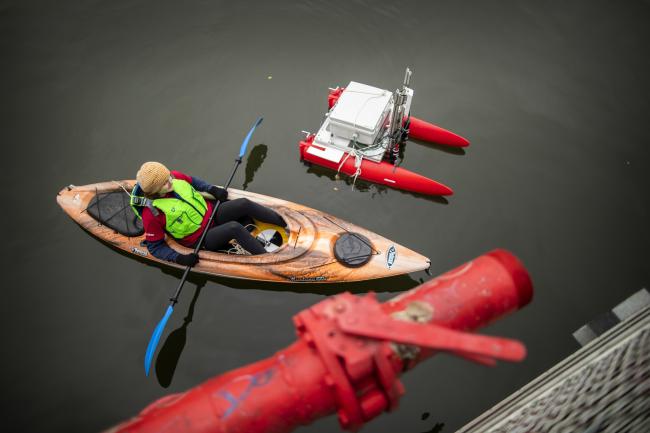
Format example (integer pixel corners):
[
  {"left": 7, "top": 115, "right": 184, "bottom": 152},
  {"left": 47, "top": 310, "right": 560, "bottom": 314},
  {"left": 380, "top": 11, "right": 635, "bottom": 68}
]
[{"left": 144, "top": 117, "right": 263, "bottom": 376}]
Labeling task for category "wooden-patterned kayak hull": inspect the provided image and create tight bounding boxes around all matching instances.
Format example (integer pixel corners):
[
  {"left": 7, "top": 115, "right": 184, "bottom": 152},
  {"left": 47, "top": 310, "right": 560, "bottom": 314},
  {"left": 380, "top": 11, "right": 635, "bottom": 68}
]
[{"left": 57, "top": 181, "right": 430, "bottom": 283}]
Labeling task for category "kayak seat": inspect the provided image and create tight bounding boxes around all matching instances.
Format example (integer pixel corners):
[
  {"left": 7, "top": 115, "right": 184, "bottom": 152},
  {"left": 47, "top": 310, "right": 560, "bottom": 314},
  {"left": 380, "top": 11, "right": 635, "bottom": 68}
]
[{"left": 87, "top": 191, "right": 144, "bottom": 237}]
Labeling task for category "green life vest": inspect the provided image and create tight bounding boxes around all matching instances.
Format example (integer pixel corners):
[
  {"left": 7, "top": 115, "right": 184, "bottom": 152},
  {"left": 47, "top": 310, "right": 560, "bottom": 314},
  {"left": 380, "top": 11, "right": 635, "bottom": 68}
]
[{"left": 131, "top": 179, "right": 208, "bottom": 239}]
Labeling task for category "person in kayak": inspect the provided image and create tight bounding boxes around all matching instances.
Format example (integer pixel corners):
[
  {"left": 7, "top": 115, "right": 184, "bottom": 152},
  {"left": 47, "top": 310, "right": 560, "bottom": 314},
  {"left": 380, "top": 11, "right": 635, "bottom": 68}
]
[{"left": 131, "top": 161, "right": 287, "bottom": 266}]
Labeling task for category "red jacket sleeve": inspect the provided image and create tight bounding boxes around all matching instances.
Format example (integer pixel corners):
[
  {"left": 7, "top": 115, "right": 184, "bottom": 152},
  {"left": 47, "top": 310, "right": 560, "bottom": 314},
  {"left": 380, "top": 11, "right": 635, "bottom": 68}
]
[{"left": 142, "top": 207, "right": 166, "bottom": 243}]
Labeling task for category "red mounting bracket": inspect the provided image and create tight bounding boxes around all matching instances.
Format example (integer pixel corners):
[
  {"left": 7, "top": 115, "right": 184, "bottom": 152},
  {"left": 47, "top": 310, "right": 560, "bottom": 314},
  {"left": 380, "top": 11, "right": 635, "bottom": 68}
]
[{"left": 293, "top": 292, "right": 526, "bottom": 431}]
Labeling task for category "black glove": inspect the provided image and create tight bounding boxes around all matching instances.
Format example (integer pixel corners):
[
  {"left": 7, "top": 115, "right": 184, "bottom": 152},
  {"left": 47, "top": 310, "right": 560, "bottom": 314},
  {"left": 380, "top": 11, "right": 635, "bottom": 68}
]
[
  {"left": 208, "top": 185, "right": 228, "bottom": 202},
  {"left": 175, "top": 252, "right": 199, "bottom": 267}
]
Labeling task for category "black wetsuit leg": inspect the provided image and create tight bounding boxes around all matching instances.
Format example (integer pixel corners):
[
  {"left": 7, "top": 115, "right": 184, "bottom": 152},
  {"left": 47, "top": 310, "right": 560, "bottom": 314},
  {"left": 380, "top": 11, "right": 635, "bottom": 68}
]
[
  {"left": 216, "top": 198, "right": 286, "bottom": 227},
  {"left": 202, "top": 198, "right": 286, "bottom": 255},
  {"left": 204, "top": 221, "right": 266, "bottom": 255}
]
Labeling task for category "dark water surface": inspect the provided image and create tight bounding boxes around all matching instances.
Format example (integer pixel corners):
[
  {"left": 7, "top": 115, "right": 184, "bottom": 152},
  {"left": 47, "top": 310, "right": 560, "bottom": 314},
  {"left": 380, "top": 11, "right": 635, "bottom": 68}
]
[{"left": 3, "top": 1, "right": 649, "bottom": 432}]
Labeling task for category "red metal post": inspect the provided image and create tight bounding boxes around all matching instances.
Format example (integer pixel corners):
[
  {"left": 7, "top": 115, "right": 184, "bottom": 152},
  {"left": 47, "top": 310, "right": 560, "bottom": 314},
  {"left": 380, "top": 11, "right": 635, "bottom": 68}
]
[
  {"left": 106, "top": 249, "right": 532, "bottom": 433},
  {"left": 382, "top": 249, "right": 533, "bottom": 367}
]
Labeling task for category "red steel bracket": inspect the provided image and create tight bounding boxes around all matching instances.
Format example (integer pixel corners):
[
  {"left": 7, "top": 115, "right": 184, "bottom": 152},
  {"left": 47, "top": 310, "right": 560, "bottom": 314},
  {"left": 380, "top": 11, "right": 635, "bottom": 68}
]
[{"left": 293, "top": 291, "right": 526, "bottom": 432}]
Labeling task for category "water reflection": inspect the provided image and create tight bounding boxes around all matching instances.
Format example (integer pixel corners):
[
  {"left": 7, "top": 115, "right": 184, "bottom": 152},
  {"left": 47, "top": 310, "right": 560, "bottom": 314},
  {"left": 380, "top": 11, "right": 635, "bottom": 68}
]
[
  {"left": 211, "top": 272, "right": 422, "bottom": 296},
  {"left": 418, "top": 412, "right": 445, "bottom": 432},
  {"left": 96, "top": 238, "right": 425, "bottom": 295},
  {"left": 305, "top": 163, "right": 449, "bottom": 205},
  {"left": 420, "top": 422, "right": 445, "bottom": 433},
  {"left": 243, "top": 144, "right": 268, "bottom": 190},
  {"left": 156, "top": 260, "right": 422, "bottom": 295},
  {"left": 155, "top": 282, "right": 204, "bottom": 387}
]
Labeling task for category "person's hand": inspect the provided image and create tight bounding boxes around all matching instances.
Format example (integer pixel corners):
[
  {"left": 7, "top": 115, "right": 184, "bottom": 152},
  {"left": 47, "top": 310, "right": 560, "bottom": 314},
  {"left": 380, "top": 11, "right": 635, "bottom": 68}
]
[
  {"left": 208, "top": 185, "right": 228, "bottom": 202},
  {"left": 175, "top": 252, "right": 199, "bottom": 267}
]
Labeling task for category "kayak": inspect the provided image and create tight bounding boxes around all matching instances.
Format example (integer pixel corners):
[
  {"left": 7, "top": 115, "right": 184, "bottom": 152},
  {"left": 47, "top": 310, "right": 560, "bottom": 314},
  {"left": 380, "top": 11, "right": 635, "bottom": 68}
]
[{"left": 57, "top": 181, "right": 431, "bottom": 283}]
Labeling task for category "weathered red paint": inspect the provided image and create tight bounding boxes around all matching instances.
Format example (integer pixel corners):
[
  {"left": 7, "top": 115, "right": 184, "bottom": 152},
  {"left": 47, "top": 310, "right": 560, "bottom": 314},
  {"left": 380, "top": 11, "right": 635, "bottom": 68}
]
[
  {"left": 107, "top": 249, "right": 532, "bottom": 433},
  {"left": 382, "top": 249, "right": 533, "bottom": 368}
]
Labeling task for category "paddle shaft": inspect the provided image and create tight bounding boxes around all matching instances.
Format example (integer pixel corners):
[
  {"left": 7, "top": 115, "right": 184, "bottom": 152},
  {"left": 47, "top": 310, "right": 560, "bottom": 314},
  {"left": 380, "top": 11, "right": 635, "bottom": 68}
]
[
  {"left": 169, "top": 157, "right": 242, "bottom": 305},
  {"left": 144, "top": 117, "right": 262, "bottom": 376}
]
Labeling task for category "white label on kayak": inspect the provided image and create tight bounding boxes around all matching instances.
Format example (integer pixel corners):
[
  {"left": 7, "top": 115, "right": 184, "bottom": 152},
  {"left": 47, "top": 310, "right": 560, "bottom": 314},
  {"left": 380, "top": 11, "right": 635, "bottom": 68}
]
[
  {"left": 383, "top": 178, "right": 396, "bottom": 184},
  {"left": 131, "top": 247, "right": 148, "bottom": 257},
  {"left": 386, "top": 245, "right": 397, "bottom": 269}
]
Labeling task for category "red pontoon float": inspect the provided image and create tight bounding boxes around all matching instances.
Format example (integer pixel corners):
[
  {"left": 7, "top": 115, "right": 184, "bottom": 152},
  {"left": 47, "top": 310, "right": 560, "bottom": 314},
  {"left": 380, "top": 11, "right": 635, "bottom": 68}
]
[{"left": 299, "top": 68, "right": 469, "bottom": 196}]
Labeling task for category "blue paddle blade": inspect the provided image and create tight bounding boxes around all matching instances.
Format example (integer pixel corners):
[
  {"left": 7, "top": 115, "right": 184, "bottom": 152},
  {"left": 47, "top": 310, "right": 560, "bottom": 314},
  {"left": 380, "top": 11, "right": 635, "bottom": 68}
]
[
  {"left": 144, "top": 305, "right": 174, "bottom": 376},
  {"left": 239, "top": 117, "right": 263, "bottom": 159}
]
